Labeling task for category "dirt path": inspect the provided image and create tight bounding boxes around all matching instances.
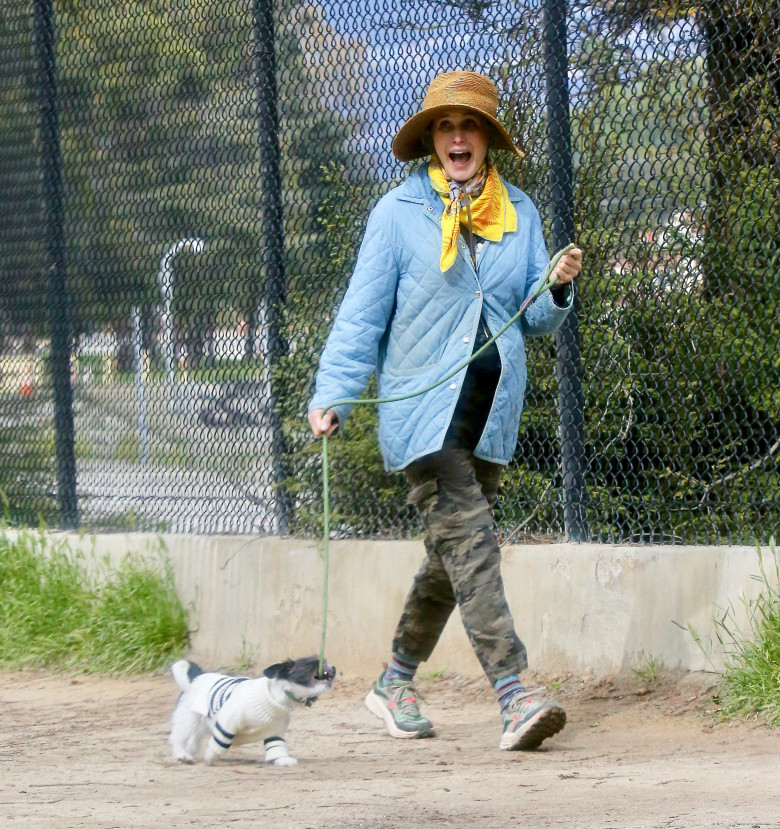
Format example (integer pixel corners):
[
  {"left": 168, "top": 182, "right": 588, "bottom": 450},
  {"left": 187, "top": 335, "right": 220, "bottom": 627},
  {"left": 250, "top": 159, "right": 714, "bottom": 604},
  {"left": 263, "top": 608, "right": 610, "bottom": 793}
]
[{"left": 1, "top": 668, "right": 777, "bottom": 828}]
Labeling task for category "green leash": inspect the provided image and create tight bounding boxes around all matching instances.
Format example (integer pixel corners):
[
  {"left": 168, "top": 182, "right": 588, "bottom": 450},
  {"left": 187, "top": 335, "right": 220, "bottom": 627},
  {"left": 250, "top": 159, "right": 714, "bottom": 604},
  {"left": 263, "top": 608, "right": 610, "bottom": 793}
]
[{"left": 316, "top": 244, "right": 575, "bottom": 675}]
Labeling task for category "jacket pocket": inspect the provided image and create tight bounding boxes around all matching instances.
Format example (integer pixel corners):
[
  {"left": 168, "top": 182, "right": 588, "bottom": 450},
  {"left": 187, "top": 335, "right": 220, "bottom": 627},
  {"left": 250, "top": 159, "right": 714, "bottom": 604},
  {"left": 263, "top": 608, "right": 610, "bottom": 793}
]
[{"left": 384, "top": 339, "right": 447, "bottom": 376}]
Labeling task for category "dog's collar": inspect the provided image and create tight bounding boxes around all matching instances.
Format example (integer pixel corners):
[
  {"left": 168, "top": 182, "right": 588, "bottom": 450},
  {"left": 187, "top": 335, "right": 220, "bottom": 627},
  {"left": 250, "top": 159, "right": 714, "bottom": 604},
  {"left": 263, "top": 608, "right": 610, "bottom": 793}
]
[{"left": 284, "top": 690, "right": 317, "bottom": 707}]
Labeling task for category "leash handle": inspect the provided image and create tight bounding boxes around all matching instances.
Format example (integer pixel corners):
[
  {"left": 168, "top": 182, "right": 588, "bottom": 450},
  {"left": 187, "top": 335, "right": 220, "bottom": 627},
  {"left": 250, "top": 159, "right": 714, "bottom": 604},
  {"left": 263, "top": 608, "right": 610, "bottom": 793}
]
[{"left": 317, "top": 244, "right": 575, "bottom": 675}]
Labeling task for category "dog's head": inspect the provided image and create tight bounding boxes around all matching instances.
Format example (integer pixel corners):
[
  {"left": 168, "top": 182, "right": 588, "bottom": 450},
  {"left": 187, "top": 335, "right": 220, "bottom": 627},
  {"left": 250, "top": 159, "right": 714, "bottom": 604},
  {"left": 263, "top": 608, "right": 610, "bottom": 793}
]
[{"left": 263, "top": 656, "right": 337, "bottom": 705}]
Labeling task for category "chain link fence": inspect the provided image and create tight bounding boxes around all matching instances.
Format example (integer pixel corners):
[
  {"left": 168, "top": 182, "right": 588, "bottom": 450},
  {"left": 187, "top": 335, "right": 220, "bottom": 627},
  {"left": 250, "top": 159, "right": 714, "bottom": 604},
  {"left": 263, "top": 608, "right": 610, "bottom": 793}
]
[{"left": 1, "top": 0, "right": 778, "bottom": 543}]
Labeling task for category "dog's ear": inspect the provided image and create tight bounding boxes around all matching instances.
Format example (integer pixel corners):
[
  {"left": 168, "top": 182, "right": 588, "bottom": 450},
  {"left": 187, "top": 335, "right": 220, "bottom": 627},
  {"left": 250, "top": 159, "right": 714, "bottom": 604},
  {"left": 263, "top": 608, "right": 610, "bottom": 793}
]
[
  {"left": 263, "top": 662, "right": 283, "bottom": 679},
  {"left": 263, "top": 659, "right": 293, "bottom": 680}
]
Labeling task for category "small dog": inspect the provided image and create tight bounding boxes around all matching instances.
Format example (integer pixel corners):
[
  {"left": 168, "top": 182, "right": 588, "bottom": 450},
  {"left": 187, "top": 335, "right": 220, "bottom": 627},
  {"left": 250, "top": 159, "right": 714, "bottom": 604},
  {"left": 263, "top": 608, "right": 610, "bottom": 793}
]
[{"left": 169, "top": 655, "right": 337, "bottom": 766}]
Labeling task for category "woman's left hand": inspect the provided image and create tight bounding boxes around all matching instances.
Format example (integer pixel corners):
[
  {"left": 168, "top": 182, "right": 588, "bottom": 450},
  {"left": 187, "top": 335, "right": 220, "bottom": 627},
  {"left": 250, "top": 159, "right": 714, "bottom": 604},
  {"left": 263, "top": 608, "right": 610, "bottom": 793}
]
[{"left": 552, "top": 247, "right": 582, "bottom": 285}]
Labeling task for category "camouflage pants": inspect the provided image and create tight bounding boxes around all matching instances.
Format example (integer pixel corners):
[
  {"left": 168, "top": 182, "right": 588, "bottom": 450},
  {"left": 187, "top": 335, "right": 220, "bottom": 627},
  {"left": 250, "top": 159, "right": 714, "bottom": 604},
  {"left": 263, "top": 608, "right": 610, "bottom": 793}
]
[{"left": 392, "top": 443, "right": 528, "bottom": 684}]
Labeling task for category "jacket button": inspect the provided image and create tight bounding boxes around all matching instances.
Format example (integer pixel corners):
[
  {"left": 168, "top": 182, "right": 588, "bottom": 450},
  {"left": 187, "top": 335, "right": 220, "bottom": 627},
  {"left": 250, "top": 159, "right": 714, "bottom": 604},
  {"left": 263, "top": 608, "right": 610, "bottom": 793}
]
[
  {"left": 427, "top": 206, "right": 433, "bottom": 212},
  {"left": 449, "top": 383, "right": 457, "bottom": 390},
  {"left": 475, "top": 290, "right": 481, "bottom": 298},
  {"left": 462, "top": 336, "right": 469, "bottom": 343}
]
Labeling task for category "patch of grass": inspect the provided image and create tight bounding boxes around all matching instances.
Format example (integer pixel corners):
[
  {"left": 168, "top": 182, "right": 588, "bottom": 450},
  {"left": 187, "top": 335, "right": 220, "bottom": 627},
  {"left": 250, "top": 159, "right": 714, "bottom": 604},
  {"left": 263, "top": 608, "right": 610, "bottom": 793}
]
[
  {"left": 231, "top": 638, "right": 258, "bottom": 675},
  {"left": 681, "top": 539, "right": 780, "bottom": 725},
  {"left": 632, "top": 650, "right": 664, "bottom": 685},
  {"left": 0, "top": 528, "right": 190, "bottom": 673}
]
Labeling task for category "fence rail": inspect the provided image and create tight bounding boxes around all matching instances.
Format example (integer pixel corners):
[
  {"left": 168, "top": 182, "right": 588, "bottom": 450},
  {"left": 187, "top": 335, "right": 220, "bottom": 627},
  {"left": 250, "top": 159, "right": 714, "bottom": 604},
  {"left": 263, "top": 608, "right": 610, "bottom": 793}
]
[{"left": 1, "top": 0, "right": 778, "bottom": 543}]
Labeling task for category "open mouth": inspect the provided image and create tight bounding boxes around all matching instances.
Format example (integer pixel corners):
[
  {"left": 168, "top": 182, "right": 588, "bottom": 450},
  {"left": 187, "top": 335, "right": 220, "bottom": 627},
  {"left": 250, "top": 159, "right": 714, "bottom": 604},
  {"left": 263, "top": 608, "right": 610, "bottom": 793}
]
[{"left": 449, "top": 151, "right": 472, "bottom": 164}]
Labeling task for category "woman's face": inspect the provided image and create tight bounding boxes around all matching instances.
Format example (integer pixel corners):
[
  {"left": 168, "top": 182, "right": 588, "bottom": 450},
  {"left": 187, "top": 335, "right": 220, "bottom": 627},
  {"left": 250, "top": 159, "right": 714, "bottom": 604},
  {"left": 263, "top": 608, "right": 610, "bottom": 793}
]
[{"left": 431, "top": 108, "right": 491, "bottom": 182}]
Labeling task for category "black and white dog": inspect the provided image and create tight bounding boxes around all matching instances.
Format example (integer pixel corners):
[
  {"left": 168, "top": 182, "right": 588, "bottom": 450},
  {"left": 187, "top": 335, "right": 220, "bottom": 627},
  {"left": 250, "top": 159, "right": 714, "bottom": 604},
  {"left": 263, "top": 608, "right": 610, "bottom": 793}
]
[{"left": 169, "top": 656, "right": 337, "bottom": 766}]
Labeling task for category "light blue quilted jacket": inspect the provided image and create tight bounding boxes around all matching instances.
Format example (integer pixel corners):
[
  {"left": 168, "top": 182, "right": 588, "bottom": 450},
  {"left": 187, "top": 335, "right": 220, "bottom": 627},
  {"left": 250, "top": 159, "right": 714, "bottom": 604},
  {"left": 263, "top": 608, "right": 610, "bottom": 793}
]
[{"left": 309, "top": 166, "right": 573, "bottom": 471}]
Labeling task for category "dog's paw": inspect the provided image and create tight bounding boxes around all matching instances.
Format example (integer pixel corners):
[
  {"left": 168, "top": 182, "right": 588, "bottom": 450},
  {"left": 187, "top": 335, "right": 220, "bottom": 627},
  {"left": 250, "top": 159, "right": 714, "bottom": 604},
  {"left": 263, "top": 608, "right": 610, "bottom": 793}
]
[
  {"left": 271, "top": 756, "right": 298, "bottom": 767},
  {"left": 173, "top": 753, "right": 195, "bottom": 764}
]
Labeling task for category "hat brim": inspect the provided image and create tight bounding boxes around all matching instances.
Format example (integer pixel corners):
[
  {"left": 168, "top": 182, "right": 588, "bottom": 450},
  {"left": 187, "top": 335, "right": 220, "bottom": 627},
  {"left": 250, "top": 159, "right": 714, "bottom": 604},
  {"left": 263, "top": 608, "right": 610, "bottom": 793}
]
[{"left": 392, "top": 104, "right": 524, "bottom": 162}]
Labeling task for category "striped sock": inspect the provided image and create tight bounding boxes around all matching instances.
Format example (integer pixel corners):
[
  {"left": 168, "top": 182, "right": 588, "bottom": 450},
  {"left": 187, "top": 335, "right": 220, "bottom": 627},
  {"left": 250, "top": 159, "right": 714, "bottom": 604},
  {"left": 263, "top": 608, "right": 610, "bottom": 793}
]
[
  {"left": 495, "top": 675, "right": 526, "bottom": 713},
  {"left": 383, "top": 652, "right": 419, "bottom": 684}
]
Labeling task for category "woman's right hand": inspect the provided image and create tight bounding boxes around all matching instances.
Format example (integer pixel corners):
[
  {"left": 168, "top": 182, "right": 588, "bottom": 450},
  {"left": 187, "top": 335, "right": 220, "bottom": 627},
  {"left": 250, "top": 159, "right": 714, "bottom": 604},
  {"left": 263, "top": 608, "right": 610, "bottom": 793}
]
[{"left": 308, "top": 408, "right": 339, "bottom": 437}]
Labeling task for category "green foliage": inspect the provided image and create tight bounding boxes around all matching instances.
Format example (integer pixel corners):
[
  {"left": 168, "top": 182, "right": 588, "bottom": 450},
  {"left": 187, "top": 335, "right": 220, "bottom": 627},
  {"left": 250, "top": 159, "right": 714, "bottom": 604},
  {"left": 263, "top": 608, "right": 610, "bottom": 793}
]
[
  {"left": 276, "top": 22, "right": 780, "bottom": 543},
  {"left": 0, "top": 529, "right": 189, "bottom": 673},
  {"left": 578, "top": 282, "right": 780, "bottom": 542},
  {"left": 706, "top": 164, "right": 780, "bottom": 305}
]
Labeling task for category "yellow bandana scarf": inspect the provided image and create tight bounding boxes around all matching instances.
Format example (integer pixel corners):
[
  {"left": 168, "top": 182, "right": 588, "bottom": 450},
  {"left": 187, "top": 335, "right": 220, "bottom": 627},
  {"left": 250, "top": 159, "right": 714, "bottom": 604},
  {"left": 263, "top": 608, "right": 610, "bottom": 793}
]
[{"left": 428, "top": 157, "right": 517, "bottom": 272}]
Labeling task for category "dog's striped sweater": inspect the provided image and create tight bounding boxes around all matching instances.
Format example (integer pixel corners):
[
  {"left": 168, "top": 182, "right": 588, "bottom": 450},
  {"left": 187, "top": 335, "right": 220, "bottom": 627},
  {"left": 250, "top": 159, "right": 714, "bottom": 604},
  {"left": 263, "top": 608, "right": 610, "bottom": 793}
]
[
  {"left": 170, "top": 660, "right": 296, "bottom": 765},
  {"left": 204, "top": 675, "right": 276, "bottom": 754}
]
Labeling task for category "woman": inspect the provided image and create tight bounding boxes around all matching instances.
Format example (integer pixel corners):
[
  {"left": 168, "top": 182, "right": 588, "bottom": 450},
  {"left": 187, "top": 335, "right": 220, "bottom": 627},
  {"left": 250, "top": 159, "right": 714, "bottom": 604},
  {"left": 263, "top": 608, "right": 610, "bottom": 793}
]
[{"left": 308, "top": 71, "right": 582, "bottom": 751}]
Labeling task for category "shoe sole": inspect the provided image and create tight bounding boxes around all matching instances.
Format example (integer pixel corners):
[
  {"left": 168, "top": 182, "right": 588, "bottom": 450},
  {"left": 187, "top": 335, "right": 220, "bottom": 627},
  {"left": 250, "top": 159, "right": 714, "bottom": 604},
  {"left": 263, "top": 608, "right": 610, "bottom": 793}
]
[
  {"left": 499, "top": 704, "right": 567, "bottom": 751},
  {"left": 364, "top": 690, "right": 435, "bottom": 739}
]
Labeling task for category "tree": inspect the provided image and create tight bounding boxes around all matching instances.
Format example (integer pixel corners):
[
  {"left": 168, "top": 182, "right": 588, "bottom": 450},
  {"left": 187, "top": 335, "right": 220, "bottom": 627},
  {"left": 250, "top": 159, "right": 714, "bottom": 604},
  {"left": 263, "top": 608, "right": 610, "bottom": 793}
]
[
  {"left": 590, "top": 0, "right": 780, "bottom": 298},
  {"left": 0, "top": 3, "right": 46, "bottom": 345}
]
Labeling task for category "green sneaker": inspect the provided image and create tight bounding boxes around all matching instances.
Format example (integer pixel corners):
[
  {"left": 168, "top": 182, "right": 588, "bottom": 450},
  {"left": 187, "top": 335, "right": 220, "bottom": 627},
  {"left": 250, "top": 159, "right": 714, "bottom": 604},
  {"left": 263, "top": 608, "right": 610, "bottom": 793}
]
[
  {"left": 365, "top": 672, "right": 435, "bottom": 738},
  {"left": 499, "top": 691, "right": 566, "bottom": 751}
]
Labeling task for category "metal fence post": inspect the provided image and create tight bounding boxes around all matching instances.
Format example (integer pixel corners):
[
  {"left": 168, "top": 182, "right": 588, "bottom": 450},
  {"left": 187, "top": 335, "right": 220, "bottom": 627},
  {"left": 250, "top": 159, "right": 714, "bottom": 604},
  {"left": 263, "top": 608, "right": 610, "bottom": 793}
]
[
  {"left": 33, "top": 0, "right": 77, "bottom": 529},
  {"left": 543, "top": 0, "right": 588, "bottom": 541},
  {"left": 252, "top": 0, "right": 288, "bottom": 534}
]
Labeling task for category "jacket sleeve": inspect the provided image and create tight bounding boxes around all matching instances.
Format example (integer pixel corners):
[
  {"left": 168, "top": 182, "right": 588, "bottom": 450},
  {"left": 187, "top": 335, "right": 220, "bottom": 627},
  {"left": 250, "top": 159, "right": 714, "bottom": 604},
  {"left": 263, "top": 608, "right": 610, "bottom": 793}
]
[
  {"left": 520, "top": 205, "right": 574, "bottom": 337},
  {"left": 308, "top": 203, "right": 399, "bottom": 426}
]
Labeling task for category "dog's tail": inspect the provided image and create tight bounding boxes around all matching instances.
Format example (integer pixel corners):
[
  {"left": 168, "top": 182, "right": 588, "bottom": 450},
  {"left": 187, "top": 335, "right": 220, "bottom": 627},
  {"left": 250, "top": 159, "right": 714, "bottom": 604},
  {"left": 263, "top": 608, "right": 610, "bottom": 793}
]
[{"left": 171, "top": 659, "right": 204, "bottom": 691}]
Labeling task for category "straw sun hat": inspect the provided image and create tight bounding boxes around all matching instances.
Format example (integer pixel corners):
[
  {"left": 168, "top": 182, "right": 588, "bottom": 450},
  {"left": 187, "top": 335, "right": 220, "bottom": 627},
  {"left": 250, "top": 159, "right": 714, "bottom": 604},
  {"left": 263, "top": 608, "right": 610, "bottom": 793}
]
[{"left": 392, "top": 70, "right": 523, "bottom": 162}]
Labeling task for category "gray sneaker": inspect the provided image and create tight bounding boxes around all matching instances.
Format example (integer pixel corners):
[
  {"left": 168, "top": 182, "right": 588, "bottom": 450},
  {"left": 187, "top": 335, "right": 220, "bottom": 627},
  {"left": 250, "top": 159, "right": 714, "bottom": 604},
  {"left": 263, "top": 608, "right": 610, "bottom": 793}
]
[
  {"left": 499, "top": 691, "right": 566, "bottom": 751},
  {"left": 365, "top": 671, "right": 435, "bottom": 738}
]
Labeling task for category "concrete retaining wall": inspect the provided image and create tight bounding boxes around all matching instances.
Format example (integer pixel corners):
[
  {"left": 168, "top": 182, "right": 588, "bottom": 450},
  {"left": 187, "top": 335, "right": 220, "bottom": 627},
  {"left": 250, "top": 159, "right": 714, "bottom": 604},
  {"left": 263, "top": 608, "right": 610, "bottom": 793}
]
[{"left": 20, "top": 531, "right": 778, "bottom": 678}]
